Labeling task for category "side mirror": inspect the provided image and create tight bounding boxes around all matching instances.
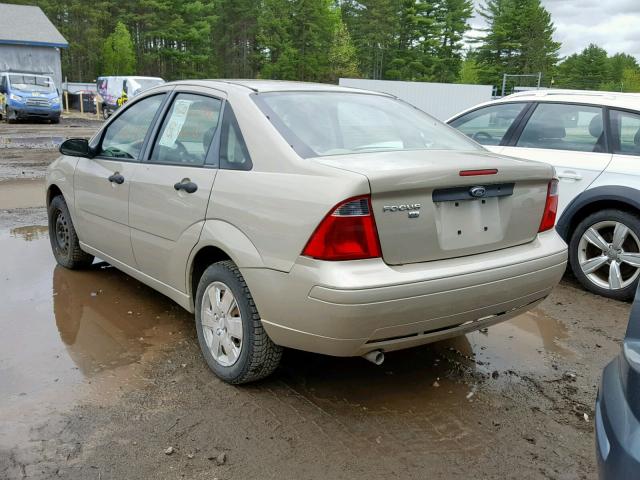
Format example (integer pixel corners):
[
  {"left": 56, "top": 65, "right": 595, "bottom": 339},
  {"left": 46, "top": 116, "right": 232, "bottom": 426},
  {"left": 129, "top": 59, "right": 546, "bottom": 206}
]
[{"left": 59, "top": 138, "right": 95, "bottom": 158}]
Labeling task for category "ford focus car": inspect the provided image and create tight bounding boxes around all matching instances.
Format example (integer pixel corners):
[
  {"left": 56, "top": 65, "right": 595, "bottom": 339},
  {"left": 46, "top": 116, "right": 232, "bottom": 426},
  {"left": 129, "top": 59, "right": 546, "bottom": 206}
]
[{"left": 46, "top": 80, "right": 567, "bottom": 384}]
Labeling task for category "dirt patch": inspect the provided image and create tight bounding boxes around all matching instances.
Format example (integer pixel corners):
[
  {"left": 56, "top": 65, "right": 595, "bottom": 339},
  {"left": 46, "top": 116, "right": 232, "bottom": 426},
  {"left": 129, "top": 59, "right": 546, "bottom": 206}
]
[
  {"left": 0, "top": 208, "right": 627, "bottom": 479},
  {"left": 0, "top": 178, "right": 46, "bottom": 208}
]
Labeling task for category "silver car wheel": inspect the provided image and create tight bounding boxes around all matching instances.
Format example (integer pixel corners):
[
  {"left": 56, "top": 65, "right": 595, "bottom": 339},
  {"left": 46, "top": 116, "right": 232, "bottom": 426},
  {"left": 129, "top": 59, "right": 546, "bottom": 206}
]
[
  {"left": 200, "top": 281, "right": 243, "bottom": 367},
  {"left": 578, "top": 220, "right": 640, "bottom": 290}
]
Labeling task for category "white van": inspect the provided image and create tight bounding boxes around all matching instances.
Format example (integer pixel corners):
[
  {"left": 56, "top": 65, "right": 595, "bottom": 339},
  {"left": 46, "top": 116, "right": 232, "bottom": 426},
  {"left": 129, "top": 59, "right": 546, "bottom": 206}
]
[{"left": 96, "top": 76, "right": 164, "bottom": 119}]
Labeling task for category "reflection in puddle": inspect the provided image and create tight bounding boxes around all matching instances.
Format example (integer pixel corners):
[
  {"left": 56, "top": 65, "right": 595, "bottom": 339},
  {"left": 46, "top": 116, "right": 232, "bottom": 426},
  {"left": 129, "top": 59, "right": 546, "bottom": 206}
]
[
  {"left": 0, "top": 229, "right": 192, "bottom": 447},
  {"left": 0, "top": 178, "right": 45, "bottom": 209},
  {"left": 10, "top": 224, "right": 48, "bottom": 241},
  {"left": 0, "top": 225, "right": 576, "bottom": 452}
]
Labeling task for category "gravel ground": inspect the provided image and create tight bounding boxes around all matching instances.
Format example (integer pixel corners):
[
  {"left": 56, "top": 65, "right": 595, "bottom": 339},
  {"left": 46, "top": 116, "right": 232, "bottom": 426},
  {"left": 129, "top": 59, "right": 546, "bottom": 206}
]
[{"left": 0, "top": 121, "right": 629, "bottom": 479}]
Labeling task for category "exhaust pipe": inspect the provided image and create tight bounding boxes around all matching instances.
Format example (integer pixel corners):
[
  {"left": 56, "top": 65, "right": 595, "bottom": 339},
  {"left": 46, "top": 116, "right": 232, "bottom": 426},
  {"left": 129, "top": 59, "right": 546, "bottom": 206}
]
[{"left": 363, "top": 350, "right": 384, "bottom": 366}]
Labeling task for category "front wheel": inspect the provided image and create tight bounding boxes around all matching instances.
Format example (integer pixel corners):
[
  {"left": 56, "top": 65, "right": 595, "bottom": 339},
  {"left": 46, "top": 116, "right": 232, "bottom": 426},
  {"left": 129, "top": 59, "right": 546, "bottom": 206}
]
[
  {"left": 195, "top": 260, "right": 282, "bottom": 384},
  {"left": 48, "top": 195, "right": 94, "bottom": 269},
  {"left": 569, "top": 209, "right": 640, "bottom": 301}
]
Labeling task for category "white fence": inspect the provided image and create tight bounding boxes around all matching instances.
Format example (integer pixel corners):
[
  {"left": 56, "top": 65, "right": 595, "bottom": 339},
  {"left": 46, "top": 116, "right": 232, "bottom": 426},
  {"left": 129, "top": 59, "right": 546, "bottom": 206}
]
[{"left": 338, "top": 78, "right": 493, "bottom": 121}]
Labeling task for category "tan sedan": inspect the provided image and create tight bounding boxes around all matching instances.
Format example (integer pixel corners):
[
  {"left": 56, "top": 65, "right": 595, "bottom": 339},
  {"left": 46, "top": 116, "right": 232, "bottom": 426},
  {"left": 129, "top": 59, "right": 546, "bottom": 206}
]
[{"left": 46, "top": 80, "right": 567, "bottom": 383}]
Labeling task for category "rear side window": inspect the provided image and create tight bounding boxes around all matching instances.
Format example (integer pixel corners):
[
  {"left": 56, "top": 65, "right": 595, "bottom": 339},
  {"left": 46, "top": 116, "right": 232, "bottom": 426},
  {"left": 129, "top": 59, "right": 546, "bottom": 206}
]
[
  {"left": 609, "top": 109, "right": 640, "bottom": 156},
  {"left": 150, "top": 93, "right": 222, "bottom": 166},
  {"left": 517, "top": 103, "right": 605, "bottom": 153},
  {"left": 449, "top": 103, "right": 527, "bottom": 146},
  {"left": 219, "top": 103, "right": 252, "bottom": 170},
  {"left": 99, "top": 94, "right": 165, "bottom": 160}
]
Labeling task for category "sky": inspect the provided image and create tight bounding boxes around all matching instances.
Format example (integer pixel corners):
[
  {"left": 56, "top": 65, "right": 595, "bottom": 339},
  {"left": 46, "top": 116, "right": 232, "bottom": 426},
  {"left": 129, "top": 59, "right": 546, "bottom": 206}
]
[{"left": 469, "top": 0, "right": 640, "bottom": 61}]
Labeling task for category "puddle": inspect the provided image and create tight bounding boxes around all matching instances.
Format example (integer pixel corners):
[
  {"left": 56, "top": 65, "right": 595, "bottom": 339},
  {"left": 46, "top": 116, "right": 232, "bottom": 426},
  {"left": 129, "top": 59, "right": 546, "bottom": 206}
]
[
  {"left": 0, "top": 178, "right": 45, "bottom": 209},
  {"left": 0, "top": 228, "right": 192, "bottom": 448},
  {"left": 0, "top": 220, "right": 576, "bottom": 453},
  {"left": 272, "top": 305, "right": 575, "bottom": 455}
]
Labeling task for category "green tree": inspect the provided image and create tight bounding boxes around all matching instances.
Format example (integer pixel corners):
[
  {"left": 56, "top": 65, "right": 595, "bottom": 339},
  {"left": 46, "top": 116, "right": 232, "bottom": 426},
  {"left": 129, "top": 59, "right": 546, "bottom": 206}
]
[
  {"left": 342, "top": 0, "right": 400, "bottom": 79},
  {"left": 259, "top": 0, "right": 355, "bottom": 82},
  {"left": 621, "top": 68, "right": 640, "bottom": 93},
  {"left": 457, "top": 55, "right": 480, "bottom": 84},
  {"left": 102, "top": 21, "right": 136, "bottom": 75},
  {"left": 433, "top": 0, "right": 474, "bottom": 83},
  {"left": 555, "top": 44, "right": 610, "bottom": 90},
  {"left": 476, "top": 0, "right": 560, "bottom": 90},
  {"left": 214, "top": 0, "right": 260, "bottom": 78},
  {"left": 328, "top": 17, "right": 360, "bottom": 81}
]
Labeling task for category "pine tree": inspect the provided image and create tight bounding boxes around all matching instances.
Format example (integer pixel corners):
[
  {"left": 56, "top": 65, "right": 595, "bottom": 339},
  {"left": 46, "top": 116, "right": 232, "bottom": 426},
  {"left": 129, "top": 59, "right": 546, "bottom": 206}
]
[
  {"left": 556, "top": 44, "right": 609, "bottom": 90},
  {"left": 476, "top": 0, "right": 560, "bottom": 90}
]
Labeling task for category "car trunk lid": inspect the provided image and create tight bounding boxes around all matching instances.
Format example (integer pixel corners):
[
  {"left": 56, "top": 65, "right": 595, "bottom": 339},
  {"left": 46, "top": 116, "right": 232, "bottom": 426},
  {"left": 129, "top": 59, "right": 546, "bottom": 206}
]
[{"left": 313, "top": 149, "right": 553, "bottom": 265}]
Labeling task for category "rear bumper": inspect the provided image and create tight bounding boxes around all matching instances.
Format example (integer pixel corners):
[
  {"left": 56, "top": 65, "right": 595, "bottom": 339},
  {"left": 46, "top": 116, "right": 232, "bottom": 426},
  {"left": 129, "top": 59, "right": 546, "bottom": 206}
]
[
  {"left": 243, "top": 230, "right": 567, "bottom": 356},
  {"left": 596, "top": 357, "right": 640, "bottom": 479}
]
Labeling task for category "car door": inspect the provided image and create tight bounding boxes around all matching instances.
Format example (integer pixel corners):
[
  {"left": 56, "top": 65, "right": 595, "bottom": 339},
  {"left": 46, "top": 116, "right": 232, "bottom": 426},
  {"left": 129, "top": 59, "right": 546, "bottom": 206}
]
[
  {"left": 128, "top": 89, "right": 224, "bottom": 291},
  {"left": 500, "top": 102, "right": 613, "bottom": 216},
  {"left": 74, "top": 92, "right": 168, "bottom": 265},
  {"left": 601, "top": 108, "right": 640, "bottom": 189},
  {"left": 448, "top": 102, "right": 530, "bottom": 154}
]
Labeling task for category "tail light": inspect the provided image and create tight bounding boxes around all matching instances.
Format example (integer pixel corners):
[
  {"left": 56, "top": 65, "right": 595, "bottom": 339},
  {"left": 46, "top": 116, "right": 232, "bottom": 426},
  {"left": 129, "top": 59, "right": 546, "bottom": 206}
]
[
  {"left": 539, "top": 179, "right": 559, "bottom": 232},
  {"left": 302, "top": 195, "right": 382, "bottom": 261}
]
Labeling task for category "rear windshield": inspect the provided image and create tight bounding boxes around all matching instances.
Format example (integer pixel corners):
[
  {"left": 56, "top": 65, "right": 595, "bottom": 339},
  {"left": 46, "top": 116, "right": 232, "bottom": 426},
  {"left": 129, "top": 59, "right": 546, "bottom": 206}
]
[{"left": 253, "top": 91, "right": 483, "bottom": 158}]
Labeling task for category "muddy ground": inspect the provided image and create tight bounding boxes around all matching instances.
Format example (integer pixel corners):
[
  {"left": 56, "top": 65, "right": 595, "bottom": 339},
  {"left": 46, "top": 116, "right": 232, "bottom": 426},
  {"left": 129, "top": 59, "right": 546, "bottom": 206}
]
[{"left": 0, "top": 119, "right": 631, "bottom": 479}]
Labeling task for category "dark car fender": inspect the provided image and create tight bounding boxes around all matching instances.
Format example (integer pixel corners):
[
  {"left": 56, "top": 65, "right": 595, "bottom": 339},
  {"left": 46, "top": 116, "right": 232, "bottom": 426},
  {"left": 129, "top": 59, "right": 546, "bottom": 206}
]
[{"left": 556, "top": 186, "right": 640, "bottom": 242}]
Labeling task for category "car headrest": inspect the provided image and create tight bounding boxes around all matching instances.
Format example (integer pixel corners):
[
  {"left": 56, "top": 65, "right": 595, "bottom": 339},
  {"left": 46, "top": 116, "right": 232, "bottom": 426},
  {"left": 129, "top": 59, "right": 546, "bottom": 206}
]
[
  {"left": 538, "top": 124, "right": 566, "bottom": 140},
  {"left": 589, "top": 114, "right": 604, "bottom": 138}
]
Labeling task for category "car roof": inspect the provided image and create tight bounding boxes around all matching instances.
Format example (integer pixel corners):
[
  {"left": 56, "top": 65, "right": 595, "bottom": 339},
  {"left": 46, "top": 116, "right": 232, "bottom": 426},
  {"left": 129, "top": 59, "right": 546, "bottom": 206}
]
[
  {"left": 163, "top": 79, "right": 392, "bottom": 96},
  {"left": 458, "top": 89, "right": 640, "bottom": 116}
]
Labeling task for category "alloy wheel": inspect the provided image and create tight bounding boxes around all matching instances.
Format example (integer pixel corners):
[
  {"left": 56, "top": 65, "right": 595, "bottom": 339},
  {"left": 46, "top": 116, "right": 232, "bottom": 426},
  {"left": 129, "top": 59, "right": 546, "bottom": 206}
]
[
  {"left": 578, "top": 220, "right": 640, "bottom": 290},
  {"left": 200, "top": 281, "right": 243, "bottom": 366}
]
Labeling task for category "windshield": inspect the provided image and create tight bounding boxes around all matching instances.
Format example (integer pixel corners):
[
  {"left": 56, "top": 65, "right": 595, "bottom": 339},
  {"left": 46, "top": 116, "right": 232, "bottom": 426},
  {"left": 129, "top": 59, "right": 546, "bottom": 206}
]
[
  {"left": 9, "top": 75, "right": 56, "bottom": 93},
  {"left": 253, "top": 92, "right": 483, "bottom": 158}
]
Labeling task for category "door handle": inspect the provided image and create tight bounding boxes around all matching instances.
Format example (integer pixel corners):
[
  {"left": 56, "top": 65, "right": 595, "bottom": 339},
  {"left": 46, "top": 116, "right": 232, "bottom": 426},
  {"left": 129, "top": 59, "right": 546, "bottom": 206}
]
[
  {"left": 558, "top": 171, "right": 582, "bottom": 181},
  {"left": 108, "top": 172, "right": 125, "bottom": 184},
  {"left": 174, "top": 179, "right": 198, "bottom": 194}
]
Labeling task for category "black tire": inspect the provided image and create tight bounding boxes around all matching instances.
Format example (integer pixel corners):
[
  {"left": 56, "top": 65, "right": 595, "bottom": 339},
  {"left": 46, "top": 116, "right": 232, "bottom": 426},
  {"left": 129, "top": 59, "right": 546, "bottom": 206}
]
[
  {"left": 51, "top": 116, "right": 60, "bottom": 124},
  {"left": 569, "top": 209, "right": 640, "bottom": 301},
  {"left": 195, "top": 260, "right": 282, "bottom": 384},
  {"left": 48, "top": 195, "right": 94, "bottom": 269},
  {"left": 6, "top": 108, "right": 16, "bottom": 123}
]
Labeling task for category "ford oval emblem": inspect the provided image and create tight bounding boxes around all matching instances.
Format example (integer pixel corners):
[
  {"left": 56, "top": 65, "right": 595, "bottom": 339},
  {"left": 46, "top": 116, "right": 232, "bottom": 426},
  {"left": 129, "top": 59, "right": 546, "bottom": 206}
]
[{"left": 470, "top": 186, "right": 486, "bottom": 198}]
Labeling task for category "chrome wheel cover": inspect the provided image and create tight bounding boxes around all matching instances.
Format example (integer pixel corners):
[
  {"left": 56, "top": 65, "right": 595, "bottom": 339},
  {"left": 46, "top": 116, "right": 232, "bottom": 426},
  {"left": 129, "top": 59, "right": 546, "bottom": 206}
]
[
  {"left": 578, "top": 220, "right": 640, "bottom": 290},
  {"left": 200, "top": 281, "right": 243, "bottom": 367}
]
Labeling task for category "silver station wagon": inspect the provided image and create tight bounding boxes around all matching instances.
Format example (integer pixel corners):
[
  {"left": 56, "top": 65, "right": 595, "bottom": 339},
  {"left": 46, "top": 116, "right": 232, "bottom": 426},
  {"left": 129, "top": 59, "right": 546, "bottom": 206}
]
[{"left": 46, "top": 80, "right": 567, "bottom": 383}]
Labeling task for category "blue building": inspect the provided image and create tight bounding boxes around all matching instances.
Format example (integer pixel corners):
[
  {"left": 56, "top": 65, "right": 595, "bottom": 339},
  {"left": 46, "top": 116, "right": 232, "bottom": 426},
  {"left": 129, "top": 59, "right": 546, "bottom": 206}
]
[{"left": 0, "top": 3, "right": 68, "bottom": 88}]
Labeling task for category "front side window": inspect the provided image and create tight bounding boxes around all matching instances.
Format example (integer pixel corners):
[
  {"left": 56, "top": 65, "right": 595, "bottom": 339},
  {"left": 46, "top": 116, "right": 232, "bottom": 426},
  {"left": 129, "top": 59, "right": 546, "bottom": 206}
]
[
  {"left": 449, "top": 103, "right": 527, "bottom": 146},
  {"left": 150, "top": 93, "right": 222, "bottom": 166},
  {"left": 610, "top": 109, "right": 640, "bottom": 156},
  {"left": 99, "top": 94, "right": 165, "bottom": 160},
  {"left": 517, "top": 103, "right": 605, "bottom": 153},
  {"left": 253, "top": 92, "right": 482, "bottom": 158}
]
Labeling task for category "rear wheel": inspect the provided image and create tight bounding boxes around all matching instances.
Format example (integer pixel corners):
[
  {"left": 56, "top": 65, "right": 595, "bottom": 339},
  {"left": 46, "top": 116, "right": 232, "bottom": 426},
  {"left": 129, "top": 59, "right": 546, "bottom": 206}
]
[
  {"left": 569, "top": 209, "right": 640, "bottom": 301},
  {"left": 195, "top": 260, "right": 282, "bottom": 384},
  {"left": 48, "top": 195, "right": 94, "bottom": 269}
]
